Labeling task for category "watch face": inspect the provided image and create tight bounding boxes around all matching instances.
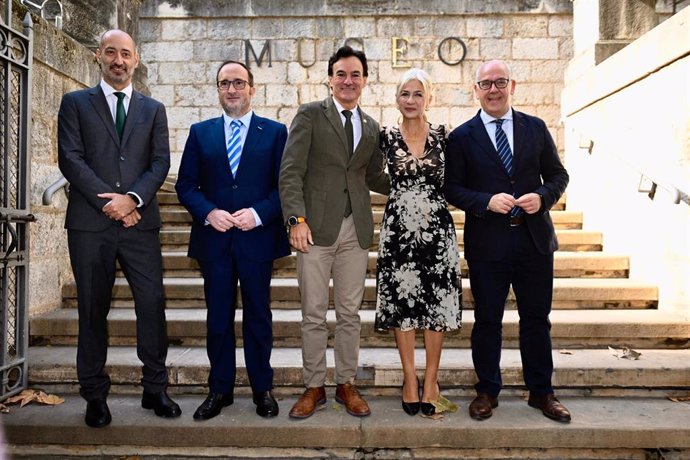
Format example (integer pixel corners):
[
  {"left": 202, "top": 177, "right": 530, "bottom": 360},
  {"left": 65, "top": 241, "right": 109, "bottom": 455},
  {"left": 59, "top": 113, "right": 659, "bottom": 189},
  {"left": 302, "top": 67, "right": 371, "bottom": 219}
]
[{"left": 288, "top": 216, "right": 297, "bottom": 226}]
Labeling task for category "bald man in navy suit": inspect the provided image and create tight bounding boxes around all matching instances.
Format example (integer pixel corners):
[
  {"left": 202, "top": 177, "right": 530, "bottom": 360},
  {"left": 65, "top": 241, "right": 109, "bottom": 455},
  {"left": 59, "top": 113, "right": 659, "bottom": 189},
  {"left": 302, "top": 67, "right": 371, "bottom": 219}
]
[{"left": 444, "top": 59, "right": 571, "bottom": 423}]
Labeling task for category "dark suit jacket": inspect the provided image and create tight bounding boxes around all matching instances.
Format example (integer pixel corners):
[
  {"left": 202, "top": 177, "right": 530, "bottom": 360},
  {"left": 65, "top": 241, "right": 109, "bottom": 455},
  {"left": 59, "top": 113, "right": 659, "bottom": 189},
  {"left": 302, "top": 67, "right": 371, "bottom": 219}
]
[
  {"left": 444, "top": 109, "right": 569, "bottom": 260},
  {"left": 175, "top": 113, "right": 290, "bottom": 263},
  {"left": 279, "top": 97, "right": 390, "bottom": 249},
  {"left": 58, "top": 85, "right": 170, "bottom": 231}
]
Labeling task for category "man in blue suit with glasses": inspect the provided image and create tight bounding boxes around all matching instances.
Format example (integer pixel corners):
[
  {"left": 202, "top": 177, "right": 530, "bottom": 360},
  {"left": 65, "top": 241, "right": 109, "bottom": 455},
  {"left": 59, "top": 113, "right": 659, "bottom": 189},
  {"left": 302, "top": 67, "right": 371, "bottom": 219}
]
[{"left": 176, "top": 60, "right": 289, "bottom": 421}]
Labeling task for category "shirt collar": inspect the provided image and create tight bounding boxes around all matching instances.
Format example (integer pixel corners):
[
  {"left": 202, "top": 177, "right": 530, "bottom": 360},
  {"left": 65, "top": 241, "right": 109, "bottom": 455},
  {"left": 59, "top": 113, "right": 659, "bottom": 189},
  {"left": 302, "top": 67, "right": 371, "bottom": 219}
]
[
  {"left": 480, "top": 108, "right": 512, "bottom": 126},
  {"left": 100, "top": 80, "right": 133, "bottom": 99},
  {"left": 332, "top": 97, "right": 359, "bottom": 118},
  {"left": 223, "top": 110, "right": 253, "bottom": 129}
]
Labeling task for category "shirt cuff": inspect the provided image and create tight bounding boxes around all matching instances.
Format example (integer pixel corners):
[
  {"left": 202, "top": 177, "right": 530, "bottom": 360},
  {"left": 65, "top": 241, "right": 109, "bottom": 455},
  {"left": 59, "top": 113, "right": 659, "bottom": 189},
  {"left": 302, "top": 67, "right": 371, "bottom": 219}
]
[
  {"left": 126, "top": 192, "right": 143, "bottom": 208},
  {"left": 250, "top": 207, "right": 262, "bottom": 227}
]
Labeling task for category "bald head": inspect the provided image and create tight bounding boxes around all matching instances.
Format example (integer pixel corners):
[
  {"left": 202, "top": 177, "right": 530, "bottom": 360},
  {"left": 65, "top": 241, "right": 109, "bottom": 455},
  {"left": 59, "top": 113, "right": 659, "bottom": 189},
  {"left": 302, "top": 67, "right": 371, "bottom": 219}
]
[
  {"left": 475, "top": 60, "right": 511, "bottom": 82},
  {"left": 474, "top": 59, "right": 516, "bottom": 119},
  {"left": 96, "top": 29, "right": 139, "bottom": 90}
]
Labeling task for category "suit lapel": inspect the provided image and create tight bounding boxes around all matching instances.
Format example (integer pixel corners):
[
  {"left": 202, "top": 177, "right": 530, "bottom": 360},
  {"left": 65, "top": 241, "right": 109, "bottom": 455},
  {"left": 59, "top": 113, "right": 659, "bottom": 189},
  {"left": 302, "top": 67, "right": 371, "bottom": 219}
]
[
  {"left": 209, "top": 116, "right": 232, "bottom": 176},
  {"left": 322, "top": 98, "right": 349, "bottom": 160},
  {"left": 120, "top": 91, "right": 143, "bottom": 147},
  {"left": 88, "top": 86, "right": 120, "bottom": 146},
  {"left": 511, "top": 108, "right": 526, "bottom": 174},
  {"left": 468, "top": 112, "right": 509, "bottom": 175}
]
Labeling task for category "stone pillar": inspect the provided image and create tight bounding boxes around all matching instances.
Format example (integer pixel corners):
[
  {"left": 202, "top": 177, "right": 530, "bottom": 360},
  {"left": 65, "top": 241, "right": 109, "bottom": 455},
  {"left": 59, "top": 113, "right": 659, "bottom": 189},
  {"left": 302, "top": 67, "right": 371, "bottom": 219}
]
[{"left": 568, "top": 0, "right": 657, "bottom": 79}]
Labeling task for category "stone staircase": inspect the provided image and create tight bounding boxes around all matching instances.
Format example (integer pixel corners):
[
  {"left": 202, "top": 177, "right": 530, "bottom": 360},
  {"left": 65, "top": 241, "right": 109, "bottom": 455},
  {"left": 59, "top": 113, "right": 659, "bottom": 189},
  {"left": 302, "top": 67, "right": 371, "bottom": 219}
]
[{"left": 5, "top": 181, "right": 690, "bottom": 459}]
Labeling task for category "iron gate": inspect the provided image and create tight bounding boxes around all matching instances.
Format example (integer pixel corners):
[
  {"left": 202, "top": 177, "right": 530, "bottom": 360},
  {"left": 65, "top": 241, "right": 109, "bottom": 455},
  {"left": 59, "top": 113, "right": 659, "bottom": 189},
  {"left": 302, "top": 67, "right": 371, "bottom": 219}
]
[{"left": 0, "top": 5, "right": 34, "bottom": 400}]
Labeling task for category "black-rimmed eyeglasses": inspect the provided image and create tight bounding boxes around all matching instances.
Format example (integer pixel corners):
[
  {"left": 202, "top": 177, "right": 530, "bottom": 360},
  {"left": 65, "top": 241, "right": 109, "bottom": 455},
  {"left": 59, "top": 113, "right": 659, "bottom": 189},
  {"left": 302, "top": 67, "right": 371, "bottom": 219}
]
[
  {"left": 217, "top": 79, "right": 249, "bottom": 91},
  {"left": 476, "top": 78, "right": 510, "bottom": 90}
]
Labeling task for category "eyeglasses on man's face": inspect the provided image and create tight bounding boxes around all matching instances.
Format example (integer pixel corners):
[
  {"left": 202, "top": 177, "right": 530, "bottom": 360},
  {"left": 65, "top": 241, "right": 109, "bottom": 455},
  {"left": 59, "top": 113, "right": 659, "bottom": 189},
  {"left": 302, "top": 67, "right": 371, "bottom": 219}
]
[
  {"left": 476, "top": 78, "right": 510, "bottom": 91},
  {"left": 217, "top": 79, "right": 249, "bottom": 91}
]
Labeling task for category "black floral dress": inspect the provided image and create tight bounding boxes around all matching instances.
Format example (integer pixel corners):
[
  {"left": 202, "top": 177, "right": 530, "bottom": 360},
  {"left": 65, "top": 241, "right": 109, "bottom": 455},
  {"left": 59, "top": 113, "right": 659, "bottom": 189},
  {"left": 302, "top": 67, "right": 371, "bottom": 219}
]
[{"left": 374, "top": 124, "right": 462, "bottom": 332}]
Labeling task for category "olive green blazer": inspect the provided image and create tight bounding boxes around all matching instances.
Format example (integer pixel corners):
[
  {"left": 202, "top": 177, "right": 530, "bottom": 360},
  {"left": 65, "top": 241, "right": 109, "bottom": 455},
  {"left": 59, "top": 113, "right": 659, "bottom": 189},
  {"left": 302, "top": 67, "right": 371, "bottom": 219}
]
[{"left": 279, "top": 97, "right": 390, "bottom": 249}]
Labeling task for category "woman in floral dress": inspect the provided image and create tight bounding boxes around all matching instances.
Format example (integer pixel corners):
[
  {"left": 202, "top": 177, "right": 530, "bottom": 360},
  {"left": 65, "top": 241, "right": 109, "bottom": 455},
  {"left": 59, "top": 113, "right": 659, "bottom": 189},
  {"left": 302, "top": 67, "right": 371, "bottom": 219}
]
[{"left": 375, "top": 68, "right": 462, "bottom": 416}]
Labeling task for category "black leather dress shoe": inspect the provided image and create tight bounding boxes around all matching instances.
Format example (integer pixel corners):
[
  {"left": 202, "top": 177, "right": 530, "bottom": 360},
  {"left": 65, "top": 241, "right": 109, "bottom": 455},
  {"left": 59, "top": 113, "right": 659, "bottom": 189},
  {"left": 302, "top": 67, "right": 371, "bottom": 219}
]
[
  {"left": 141, "top": 391, "right": 182, "bottom": 418},
  {"left": 528, "top": 393, "right": 571, "bottom": 423},
  {"left": 469, "top": 393, "right": 499, "bottom": 420},
  {"left": 85, "top": 398, "right": 111, "bottom": 428},
  {"left": 253, "top": 390, "right": 279, "bottom": 417},
  {"left": 193, "top": 393, "right": 234, "bottom": 420}
]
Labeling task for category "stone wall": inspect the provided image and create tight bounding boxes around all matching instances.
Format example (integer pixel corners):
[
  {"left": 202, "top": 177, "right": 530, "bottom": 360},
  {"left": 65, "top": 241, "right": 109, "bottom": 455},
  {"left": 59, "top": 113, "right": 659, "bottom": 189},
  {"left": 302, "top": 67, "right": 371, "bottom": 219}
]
[
  {"left": 2, "top": 0, "right": 100, "bottom": 316},
  {"left": 562, "top": 5, "right": 690, "bottom": 309},
  {"left": 138, "top": 0, "right": 574, "bottom": 172}
]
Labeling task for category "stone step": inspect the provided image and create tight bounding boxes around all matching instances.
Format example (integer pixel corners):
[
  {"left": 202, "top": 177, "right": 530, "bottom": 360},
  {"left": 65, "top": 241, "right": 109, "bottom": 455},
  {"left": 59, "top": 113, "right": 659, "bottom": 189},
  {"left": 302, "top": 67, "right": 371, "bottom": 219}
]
[
  {"left": 5, "top": 395, "right": 689, "bottom": 458},
  {"left": 31, "top": 309, "right": 690, "bottom": 349},
  {"left": 60, "top": 277, "right": 659, "bottom": 310},
  {"left": 160, "top": 251, "right": 630, "bottom": 279},
  {"left": 160, "top": 228, "right": 604, "bottom": 252},
  {"left": 159, "top": 209, "right": 584, "bottom": 230},
  {"left": 26, "top": 346, "right": 690, "bottom": 393}
]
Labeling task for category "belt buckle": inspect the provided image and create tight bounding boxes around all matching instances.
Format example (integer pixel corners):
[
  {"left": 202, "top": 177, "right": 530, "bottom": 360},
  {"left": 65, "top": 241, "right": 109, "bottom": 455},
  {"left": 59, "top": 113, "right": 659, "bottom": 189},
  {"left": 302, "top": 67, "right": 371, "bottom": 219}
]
[{"left": 510, "top": 215, "right": 524, "bottom": 227}]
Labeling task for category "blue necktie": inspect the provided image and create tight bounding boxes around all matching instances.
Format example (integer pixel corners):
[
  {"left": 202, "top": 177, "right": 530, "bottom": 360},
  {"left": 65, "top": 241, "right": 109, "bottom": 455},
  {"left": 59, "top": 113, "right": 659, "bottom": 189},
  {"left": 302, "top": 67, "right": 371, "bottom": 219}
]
[
  {"left": 494, "top": 119, "right": 522, "bottom": 217},
  {"left": 227, "top": 120, "right": 242, "bottom": 177}
]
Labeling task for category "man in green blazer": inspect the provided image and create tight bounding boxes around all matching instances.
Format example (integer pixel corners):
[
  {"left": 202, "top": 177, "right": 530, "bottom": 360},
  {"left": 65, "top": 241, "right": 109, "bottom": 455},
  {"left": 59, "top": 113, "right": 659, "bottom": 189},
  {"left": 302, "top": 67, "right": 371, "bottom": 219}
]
[{"left": 279, "top": 45, "right": 389, "bottom": 419}]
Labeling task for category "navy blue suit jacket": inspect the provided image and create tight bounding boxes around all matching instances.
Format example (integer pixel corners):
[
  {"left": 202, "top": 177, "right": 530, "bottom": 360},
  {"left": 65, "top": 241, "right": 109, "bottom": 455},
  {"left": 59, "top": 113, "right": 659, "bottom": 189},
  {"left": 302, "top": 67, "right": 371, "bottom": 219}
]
[
  {"left": 175, "top": 113, "right": 290, "bottom": 263},
  {"left": 444, "top": 109, "right": 569, "bottom": 260}
]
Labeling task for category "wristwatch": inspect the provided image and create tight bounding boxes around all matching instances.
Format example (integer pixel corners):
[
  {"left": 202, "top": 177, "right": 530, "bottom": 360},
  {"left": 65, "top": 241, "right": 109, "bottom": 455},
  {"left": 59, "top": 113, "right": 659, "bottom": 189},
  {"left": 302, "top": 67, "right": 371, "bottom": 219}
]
[{"left": 287, "top": 216, "right": 306, "bottom": 227}]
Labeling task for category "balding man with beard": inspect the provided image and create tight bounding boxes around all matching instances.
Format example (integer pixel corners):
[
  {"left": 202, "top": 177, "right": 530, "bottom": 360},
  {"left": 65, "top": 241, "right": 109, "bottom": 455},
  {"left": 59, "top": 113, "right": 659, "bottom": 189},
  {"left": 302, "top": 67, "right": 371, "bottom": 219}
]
[{"left": 58, "top": 29, "right": 180, "bottom": 428}]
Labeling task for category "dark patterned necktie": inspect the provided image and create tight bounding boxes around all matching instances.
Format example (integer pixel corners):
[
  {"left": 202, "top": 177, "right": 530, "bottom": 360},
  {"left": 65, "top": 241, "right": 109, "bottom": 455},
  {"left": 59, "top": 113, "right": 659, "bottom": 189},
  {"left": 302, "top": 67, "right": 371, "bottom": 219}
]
[
  {"left": 342, "top": 110, "right": 354, "bottom": 156},
  {"left": 114, "top": 92, "right": 126, "bottom": 139},
  {"left": 493, "top": 119, "right": 522, "bottom": 217}
]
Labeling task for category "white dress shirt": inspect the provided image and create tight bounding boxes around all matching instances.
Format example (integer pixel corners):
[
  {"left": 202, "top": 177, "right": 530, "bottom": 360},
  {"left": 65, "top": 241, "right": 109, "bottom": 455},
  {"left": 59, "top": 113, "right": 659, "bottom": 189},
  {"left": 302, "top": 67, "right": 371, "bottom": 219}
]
[
  {"left": 480, "top": 108, "right": 514, "bottom": 154},
  {"left": 332, "top": 97, "right": 363, "bottom": 152}
]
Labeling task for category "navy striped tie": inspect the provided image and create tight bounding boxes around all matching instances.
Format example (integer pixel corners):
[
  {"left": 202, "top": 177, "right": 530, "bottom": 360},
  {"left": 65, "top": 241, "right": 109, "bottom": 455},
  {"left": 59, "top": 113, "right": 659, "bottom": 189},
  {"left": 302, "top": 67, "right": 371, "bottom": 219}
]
[
  {"left": 494, "top": 119, "right": 522, "bottom": 217},
  {"left": 227, "top": 120, "right": 242, "bottom": 177}
]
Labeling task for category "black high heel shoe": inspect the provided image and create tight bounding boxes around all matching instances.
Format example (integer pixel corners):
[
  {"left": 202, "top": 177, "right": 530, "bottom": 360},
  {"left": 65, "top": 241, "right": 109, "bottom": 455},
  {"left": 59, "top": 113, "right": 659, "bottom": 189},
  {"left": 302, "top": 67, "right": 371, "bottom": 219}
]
[
  {"left": 421, "top": 381, "right": 441, "bottom": 416},
  {"left": 401, "top": 376, "right": 421, "bottom": 416}
]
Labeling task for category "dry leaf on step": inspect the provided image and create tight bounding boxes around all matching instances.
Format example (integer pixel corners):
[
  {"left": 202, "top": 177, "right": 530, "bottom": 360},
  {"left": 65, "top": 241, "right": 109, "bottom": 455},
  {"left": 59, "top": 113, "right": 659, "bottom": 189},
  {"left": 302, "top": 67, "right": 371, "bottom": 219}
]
[
  {"left": 667, "top": 395, "right": 690, "bottom": 403},
  {"left": 559, "top": 349, "right": 573, "bottom": 355},
  {"left": 5, "top": 389, "right": 64, "bottom": 408},
  {"left": 0, "top": 403, "right": 9, "bottom": 414},
  {"left": 608, "top": 346, "right": 641, "bottom": 360}
]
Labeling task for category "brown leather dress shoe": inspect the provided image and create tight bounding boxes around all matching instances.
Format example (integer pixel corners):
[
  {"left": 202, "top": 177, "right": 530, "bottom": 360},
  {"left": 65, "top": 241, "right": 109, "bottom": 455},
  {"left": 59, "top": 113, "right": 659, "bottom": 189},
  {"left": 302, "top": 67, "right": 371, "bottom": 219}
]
[
  {"left": 528, "top": 393, "right": 571, "bottom": 423},
  {"left": 469, "top": 393, "right": 498, "bottom": 420},
  {"left": 335, "top": 383, "right": 371, "bottom": 417},
  {"left": 289, "top": 386, "right": 326, "bottom": 419}
]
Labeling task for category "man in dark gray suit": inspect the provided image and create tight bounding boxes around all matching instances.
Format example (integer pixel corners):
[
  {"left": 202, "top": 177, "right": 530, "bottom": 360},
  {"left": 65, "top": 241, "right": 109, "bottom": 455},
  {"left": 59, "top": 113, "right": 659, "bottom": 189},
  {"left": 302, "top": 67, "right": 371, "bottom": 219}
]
[{"left": 58, "top": 29, "right": 180, "bottom": 428}]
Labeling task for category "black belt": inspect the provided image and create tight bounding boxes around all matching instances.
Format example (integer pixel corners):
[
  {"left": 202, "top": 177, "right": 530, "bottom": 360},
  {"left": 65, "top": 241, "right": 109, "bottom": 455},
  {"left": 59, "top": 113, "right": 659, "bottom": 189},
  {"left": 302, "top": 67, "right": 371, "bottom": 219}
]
[{"left": 510, "top": 215, "right": 525, "bottom": 226}]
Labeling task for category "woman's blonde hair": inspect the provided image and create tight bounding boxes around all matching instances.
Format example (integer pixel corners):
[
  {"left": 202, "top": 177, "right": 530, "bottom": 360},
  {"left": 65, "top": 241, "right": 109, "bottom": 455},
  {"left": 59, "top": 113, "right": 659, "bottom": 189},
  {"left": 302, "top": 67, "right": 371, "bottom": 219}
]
[{"left": 396, "top": 67, "right": 433, "bottom": 109}]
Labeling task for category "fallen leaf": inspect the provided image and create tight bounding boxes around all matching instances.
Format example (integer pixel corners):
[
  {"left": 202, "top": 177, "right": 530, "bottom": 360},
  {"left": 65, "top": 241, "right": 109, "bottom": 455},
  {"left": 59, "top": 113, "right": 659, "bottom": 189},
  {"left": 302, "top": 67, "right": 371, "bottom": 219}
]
[
  {"left": 420, "top": 412, "right": 444, "bottom": 420},
  {"left": 608, "top": 346, "right": 641, "bottom": 360},
  {"left": 431, "top": 395, "right": 459, "bottom": 414},
  {"left": 668, "top": 395, "right": 690, "bottom": 403},
  {"left": 559, "top": 349, "right": 573, "bottom": 355},
  {"left": 5, "top": 389, "right": 64, "bottom": 407},
  {"left": 0, "top": 403, "right": 9, "bottom": 413}
]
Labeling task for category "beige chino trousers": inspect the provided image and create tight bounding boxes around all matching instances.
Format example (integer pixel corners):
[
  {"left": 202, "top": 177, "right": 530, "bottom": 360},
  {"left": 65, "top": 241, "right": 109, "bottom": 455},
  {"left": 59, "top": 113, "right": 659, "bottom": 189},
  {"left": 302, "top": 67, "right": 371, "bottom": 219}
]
[{"left": 296, "top": 215, "right": 368, "bottom": 388}]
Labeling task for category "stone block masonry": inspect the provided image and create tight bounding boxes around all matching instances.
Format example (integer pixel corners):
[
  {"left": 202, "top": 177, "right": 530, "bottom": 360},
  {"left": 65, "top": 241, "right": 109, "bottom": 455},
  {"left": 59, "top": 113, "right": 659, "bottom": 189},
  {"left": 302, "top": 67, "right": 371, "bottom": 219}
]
[{"left": 138, "top": 1, "right": 574, "bottom": 171}]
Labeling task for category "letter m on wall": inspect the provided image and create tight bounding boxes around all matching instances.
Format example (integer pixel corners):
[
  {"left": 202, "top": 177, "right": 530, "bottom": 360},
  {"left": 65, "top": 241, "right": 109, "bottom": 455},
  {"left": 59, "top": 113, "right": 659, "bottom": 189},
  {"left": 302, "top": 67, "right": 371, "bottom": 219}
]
[{"left": 245, "top": 40, "right": 272, "bottom": 68}]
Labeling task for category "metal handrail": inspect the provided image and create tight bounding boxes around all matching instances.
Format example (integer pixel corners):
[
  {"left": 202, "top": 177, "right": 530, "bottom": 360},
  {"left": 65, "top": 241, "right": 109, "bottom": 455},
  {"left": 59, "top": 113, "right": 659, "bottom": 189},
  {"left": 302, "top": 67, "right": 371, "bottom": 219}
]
[
  {"left": 42, "top": 175, "right": 68, "bottom": 205},
  {"left": 580, "top": 139, "right": 689, "bottom": 206}
]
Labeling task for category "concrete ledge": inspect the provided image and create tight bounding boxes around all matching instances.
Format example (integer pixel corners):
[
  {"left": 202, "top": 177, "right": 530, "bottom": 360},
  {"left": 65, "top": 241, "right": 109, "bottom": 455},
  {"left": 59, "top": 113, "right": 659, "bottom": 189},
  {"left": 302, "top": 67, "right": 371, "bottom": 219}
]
[
  {"left": 562, "top": 6, "right": 690, "bottom": 116},
  {"left": 4, "top": 395, "right": 689, "bottom": 450},
  {"left": 27, "top": 346, "right": 690, "bottom": 390},
  {"left": 31, "top": 308, "right": 690, "bottom": 349}
]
